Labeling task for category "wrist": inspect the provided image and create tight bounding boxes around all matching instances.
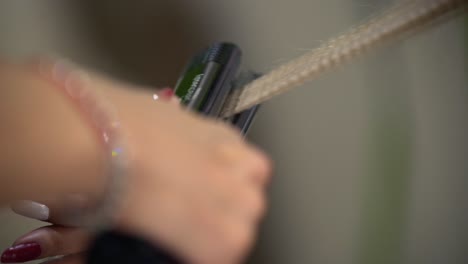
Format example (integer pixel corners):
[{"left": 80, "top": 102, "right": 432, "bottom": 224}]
[
  {"left": 89, "top": 77, "right": 186, "bottom": 252},
  {"left": 30, "top": 59, "right": 131, "bottom": 228}
]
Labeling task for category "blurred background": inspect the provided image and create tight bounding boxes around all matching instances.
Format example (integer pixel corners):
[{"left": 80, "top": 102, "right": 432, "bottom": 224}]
[{"left": 0, "top": 0, "right": 466, "bottom": 263}]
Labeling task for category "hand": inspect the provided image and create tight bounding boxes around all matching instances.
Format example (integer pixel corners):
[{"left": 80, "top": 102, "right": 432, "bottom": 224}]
[
  {"left": 2, "top": 60, "right": 272, "bottom": 264},
  {"left": 4, "top": 199, "right": 91, "bottom": 264}
]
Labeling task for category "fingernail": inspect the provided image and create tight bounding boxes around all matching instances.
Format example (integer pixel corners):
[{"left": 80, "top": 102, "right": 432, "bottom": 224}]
[
  {"left": 1, "top": 243, "right": 42, "bottom": 263},
  {"left": 11, "top": 200, "right": 49, "bottom": 221},
  {"left": 159, "top": 88, "right": 181, "bottom": 105},
  {"left": 159, "top": 88, "right": 174, "bottom": 99}
]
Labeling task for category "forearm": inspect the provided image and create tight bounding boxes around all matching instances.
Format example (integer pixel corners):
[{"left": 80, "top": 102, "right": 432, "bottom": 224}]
[{"left": 0, "top": 62, "right": 107, "bottom": 204}]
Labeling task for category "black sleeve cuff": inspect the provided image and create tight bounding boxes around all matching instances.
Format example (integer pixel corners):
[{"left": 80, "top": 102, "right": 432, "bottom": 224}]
[{"left": 86, "top": 230, "right": 183, "bottom": 264}]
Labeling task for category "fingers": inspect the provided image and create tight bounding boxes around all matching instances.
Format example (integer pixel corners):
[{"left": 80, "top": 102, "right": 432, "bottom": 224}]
[
  {"left": 198, "top": 143, "right": 270, "bottom": 263},
  {"left": 209, "top": 124, "right": 272, "bottom": 186},
  {"left": 1, "top": 226, "right": 90, "bottom": 263},
  {"left": 11, "top": 195, "right": 90, "bottom": 226},
  {"left": 10, "top": 200, "right": 50, "bottom": 221},
  {"left": 242, "top": 146, "right": 273, "bottom": 188}
]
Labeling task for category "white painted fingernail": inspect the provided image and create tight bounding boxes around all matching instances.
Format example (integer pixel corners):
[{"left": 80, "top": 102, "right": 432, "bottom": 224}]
[{"left": 11, "top": 200, "right": 50, "bottom": 221}]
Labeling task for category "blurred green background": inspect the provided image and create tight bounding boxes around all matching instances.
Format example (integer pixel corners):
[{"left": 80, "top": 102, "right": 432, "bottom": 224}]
[{"left": 0, "top": 1, "right": 466, "bottom": 263}]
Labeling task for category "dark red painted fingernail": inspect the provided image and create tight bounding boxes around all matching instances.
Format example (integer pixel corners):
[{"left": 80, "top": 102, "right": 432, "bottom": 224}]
[
  {"left": 160, "top": 88, "right": 174, "bottom": 99},
  {"left": 1, "top": 243, "right": 42, "bottom": 263}
]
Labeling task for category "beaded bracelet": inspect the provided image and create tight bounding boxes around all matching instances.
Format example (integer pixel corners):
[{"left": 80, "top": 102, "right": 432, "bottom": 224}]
[{"left": 32, "top": 58, "right": 132, "bottom": 229}]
